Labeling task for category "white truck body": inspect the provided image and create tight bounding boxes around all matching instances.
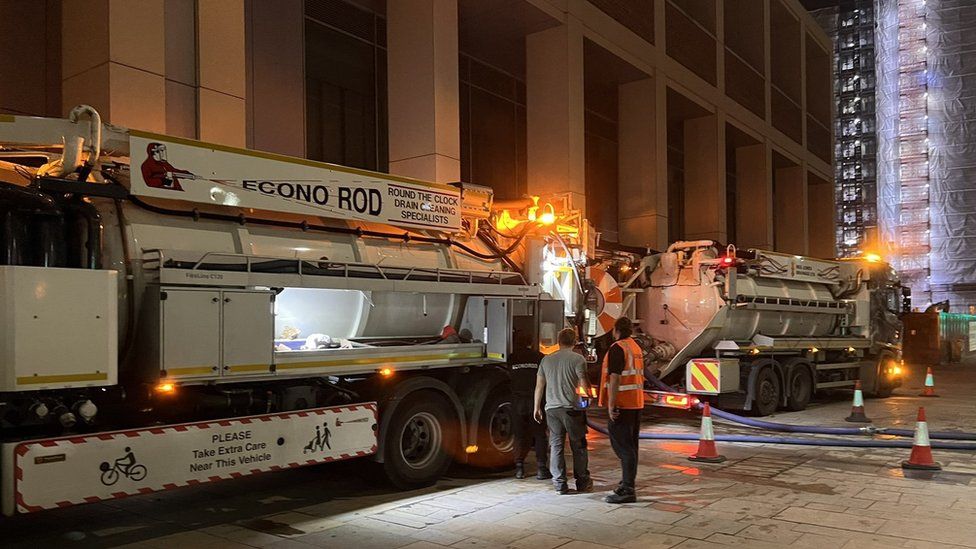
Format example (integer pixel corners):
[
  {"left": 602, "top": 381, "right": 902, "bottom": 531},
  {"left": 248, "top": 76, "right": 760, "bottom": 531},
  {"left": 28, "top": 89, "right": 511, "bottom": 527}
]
[{"left": 0, "top": 109, "right": 566, "bottom": 514}]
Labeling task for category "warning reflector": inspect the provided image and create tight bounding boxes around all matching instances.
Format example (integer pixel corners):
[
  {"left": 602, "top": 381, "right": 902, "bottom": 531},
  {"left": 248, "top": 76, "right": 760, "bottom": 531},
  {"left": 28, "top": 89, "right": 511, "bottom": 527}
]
[{"left": 687, "top": 359, "right": 721, "bottom": 394}]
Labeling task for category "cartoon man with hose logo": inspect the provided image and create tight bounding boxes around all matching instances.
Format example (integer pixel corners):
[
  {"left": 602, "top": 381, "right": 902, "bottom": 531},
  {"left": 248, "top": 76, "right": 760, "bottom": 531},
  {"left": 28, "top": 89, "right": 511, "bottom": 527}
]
[{"left": 140, "top": 142, "right": 200, "bottom": 191}]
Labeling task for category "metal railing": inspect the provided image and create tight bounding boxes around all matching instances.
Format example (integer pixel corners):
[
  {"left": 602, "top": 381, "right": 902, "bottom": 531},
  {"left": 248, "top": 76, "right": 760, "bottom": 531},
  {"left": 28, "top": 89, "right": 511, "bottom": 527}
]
[{"left": 142, "top": 249, "right": 527, "bottom": 286}]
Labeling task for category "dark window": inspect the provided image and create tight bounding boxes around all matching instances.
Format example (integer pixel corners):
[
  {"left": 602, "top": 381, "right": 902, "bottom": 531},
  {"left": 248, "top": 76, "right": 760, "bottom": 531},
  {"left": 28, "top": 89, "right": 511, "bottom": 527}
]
[
  {"left": 459, "top": 54, "right": 527, "bottom": 200},
  {"left": 585, "top": 107, "right": 619, "bottom": 241},
  {"left": 304, "top": 0, "right": 387, "bottom": 171},
  {"left": 667, "top": 119, "right": 685, "bottom": 242}
]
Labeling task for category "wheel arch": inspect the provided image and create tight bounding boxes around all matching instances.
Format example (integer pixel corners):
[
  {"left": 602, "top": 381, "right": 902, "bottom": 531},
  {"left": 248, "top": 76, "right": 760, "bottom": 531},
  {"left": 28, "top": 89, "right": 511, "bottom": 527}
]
[
  {"left": 744, "top": 358, "right": 782, "bottom": 411},
  {"left": 373, "top": 375, "right": 467, "bottom": 464},
  {"left": 454, "top": 367, "right": 511, "bottom": 462}
]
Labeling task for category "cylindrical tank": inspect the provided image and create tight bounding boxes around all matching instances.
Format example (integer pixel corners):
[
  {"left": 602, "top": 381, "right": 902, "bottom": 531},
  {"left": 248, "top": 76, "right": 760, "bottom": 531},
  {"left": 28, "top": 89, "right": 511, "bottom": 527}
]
[
  {"left": 638, "top": 249, "right": 841, "bottom": 359},
  {"left": 95, "top": 199, "right": 506, "bottom": 349}
]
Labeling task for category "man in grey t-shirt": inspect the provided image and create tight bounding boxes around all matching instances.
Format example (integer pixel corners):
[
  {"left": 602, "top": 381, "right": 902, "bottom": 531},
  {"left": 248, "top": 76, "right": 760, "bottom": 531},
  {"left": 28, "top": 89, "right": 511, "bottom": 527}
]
[{"left": 534, "top": 328, "right": 593, "bottom": 494}]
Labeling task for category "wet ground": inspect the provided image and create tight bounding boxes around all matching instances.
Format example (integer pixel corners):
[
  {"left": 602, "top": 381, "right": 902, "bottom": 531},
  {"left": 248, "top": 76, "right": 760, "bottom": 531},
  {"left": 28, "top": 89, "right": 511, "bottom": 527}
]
[{"left": 4, "top": 362, "right": 976, "bottom": 548}]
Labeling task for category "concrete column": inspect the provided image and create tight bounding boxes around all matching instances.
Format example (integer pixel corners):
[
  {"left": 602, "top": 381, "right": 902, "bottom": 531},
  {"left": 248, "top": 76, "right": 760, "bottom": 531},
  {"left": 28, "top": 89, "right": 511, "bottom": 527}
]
[
  {"left": 245, "top": 0, "right": 304, "bottom": 156},
  {"left": 526, "top": 21, "right": 586, "bottom": 211},
  {"left": 61, "top": 0, "right": 166, "bottom": 132},
  {"left": 386, "top": 0, "right": 460, "bottom": 183},
  {"left": 618, "top": 78, "right": 667, "bottom": 249},
  {"left": 734, "top": 143, "right": 773, "bottom": 249},
  {"left": 807, "top": 173, "right": 835, "bottom": 258},
  {"left": 164, "top": 0, "right": 197, "bottom": 138},
  {"left": 773, "top": 164, "right": 808, "bottom": 254},
  {"left": 683, "top": 114, "right": 727, "bottom": 242},
  {"left": 197, "top": 0, "right": 246, "bottom": 147}
]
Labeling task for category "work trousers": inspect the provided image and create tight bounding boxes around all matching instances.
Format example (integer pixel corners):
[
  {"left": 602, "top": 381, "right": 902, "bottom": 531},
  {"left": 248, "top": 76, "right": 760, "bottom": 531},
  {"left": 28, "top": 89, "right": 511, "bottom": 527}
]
[
  {"left": 512, "top": 396, "right": 548, "bottom": 465},
  {"left": 608, "top": 408, "right": 641, "bottom": 490},
  {"left": 546, "top": 407, "right": 589, "bottom": 486}
]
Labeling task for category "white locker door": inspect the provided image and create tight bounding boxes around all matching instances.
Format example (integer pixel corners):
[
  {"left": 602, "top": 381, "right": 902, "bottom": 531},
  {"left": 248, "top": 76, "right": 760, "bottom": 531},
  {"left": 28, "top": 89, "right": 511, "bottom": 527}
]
[
  {"left": 485, "top": 298, "right": 511, "bottom": 362},
  {"left": 222, "top": 291, "right": 274, "bottom": 376},
  {"left": 162, "top": 290, "right": 221, "bottom": 379}
]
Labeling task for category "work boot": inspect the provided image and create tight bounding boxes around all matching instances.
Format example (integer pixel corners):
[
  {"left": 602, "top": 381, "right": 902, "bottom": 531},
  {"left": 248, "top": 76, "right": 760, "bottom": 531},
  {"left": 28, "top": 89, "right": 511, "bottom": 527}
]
[
  {"left": 536, "top": 463, "right": 552, "bottom": 480},
  {"left": 515, "top": 462, "right": 525, "bottom": 479},
  {"left": 555, "top": 482, "right": 570, "bottom": 495},
  {"left": 604, "top": 486, "right": 636, "bottom": 504},
  {"left": 575, "top": 477, "right": 593, "bottom": 493}
]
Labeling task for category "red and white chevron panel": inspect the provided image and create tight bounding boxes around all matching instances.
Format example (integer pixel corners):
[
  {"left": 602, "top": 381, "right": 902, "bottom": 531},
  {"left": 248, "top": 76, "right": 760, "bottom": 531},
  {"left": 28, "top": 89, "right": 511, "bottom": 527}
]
[{"left": 2, "top": 403, "right": 377, "bottom": 515}]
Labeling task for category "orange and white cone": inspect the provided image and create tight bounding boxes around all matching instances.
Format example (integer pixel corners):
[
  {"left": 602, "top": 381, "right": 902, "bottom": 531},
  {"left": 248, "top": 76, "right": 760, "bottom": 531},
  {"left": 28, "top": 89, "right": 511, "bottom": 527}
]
[
  {"left": 689, "top": 402, "right": 727, "bottom": 463},
  {"left": 920, "top": 367, "right": 939, "bottom": 397},
  {"left": 902, "top": 407, "right": 942, "bottom": 471},
  {"left": 844, "top": 380, "right": 871, "bottom": 423}
]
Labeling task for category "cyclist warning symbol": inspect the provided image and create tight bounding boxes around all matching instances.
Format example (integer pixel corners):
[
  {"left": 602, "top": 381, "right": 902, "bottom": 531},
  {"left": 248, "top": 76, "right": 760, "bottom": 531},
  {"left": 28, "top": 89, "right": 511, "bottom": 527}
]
[{"left": 99, "top": 447, "right": 147, "bottom": 486}]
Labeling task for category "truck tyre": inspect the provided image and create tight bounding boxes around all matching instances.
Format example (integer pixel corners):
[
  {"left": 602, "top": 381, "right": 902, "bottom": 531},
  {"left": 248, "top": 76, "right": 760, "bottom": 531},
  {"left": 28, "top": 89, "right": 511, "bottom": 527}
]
[
  {"left": 785, "top": 367, "right": 813, "bottom": 411},
  {"left": 752, "top": 367, "right": 781, "bottom": 416},
  {"left": 468, "top": 388, "right": 515, "bottom": 470},
  {"left": 382, "top": 392, "right": 456, "bottom": 489},
  {"left": 870, "top": 383, "right": 893, "bottom": 399}
]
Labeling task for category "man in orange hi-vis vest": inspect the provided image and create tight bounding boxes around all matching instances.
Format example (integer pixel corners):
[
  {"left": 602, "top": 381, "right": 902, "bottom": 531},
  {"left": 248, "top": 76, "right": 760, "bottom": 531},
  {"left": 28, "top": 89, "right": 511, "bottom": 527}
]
[{"left": 599, "top": 317, "right": 645, "bottom": 504}]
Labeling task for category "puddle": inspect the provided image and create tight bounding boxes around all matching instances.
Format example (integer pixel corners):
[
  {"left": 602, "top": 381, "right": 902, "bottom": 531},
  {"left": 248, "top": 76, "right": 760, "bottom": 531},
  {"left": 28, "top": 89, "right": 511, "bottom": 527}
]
[
  {"left": 237, "top": 518, "right": 305, "bottom": 536},
  {"left": 890, "top": 467, "right": 976, "bottom": 485},
  {"left": 805, "top": 458, "right": 886, "bottom": 474}
]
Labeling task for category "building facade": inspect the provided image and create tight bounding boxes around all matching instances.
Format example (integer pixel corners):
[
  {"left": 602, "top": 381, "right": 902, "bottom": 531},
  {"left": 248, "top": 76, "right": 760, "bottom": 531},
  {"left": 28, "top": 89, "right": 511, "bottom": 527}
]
[
  {"left": 809, "top": 0, "right": 976, "bottom": 309},
  {"left": 1, "top": 0, "right": 834, "bottom": 256},
  {"left": 810, "top": 0, "right": 878, "bottom": 259}
]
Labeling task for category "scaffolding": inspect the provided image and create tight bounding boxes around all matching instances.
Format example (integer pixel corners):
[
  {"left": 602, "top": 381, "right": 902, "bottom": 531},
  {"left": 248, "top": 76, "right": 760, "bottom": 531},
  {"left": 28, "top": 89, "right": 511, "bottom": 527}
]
[{"left": 812, "top": 1, "right": 879, "bottom": 259}]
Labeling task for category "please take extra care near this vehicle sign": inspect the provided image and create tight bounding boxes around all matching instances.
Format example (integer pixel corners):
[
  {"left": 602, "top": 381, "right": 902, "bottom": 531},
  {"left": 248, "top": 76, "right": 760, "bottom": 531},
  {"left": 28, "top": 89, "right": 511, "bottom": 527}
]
[
  {"left": 1, "top": 404, "right": 377, "bottom": 515},
  {"left": 128, "top": 131, "right": 462, "bottom": 232}
]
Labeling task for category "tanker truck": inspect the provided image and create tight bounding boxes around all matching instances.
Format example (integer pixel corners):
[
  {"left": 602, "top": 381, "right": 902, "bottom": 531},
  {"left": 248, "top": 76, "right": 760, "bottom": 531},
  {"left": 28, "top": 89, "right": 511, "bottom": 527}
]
[
  {"left": 586, "top": 241, "right": 909, "bottom": 415},
  {"left": 0, "top": 108, "right": 569, "bottom": 515}
]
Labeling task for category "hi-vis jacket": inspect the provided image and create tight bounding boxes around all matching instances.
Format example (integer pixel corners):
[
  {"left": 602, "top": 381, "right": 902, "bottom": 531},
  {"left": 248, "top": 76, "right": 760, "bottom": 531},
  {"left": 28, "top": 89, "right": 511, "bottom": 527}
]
[{"left": 598, "top": 337, "right": 645, "bottom": 410}]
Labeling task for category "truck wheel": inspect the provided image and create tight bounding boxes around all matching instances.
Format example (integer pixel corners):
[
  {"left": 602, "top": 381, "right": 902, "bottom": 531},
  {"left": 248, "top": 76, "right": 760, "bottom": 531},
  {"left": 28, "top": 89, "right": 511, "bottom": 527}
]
[
  {"left": 752, "top": 367, "right": 781, "bottom": 416},
  {"left": 382, "top": 393, "right": 456, "bottom": 489},
  {"left": 871, "top": 384, "right": 893, "bottom": 398},
  {"left": 468, "top": 389, "right": 515, "bottom": 470},
  {"left": 785, "top": 368, "right": 813, "bottom": 411}
]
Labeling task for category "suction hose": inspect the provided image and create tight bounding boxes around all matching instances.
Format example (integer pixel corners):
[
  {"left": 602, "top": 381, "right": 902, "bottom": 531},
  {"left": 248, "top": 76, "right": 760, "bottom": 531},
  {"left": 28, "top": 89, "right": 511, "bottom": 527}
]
[
  {"left": 708, "top": 406, "right": 976, "bottom": 440},
  {"left": 584, "top": 418, "right": 976, "bottom": 450},
  {"left": 642, "top": 369, "right": 976, "bottom": 441}
]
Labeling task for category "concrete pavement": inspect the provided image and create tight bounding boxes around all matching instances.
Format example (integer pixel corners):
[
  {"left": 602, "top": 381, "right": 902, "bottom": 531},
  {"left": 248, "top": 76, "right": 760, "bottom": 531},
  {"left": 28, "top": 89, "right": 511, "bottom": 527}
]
[{"left": 3, "top": 362, "right": 976, "bottom": 548}]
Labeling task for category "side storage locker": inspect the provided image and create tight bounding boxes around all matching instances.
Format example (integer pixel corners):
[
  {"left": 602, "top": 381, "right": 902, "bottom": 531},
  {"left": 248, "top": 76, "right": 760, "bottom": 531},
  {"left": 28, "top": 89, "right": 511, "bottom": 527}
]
[
  {"left": 161, "top": 289, "right": 221, "bottom": 379},
  {"left": 221, "top": 290, "right": 275, "bottom": 376}
]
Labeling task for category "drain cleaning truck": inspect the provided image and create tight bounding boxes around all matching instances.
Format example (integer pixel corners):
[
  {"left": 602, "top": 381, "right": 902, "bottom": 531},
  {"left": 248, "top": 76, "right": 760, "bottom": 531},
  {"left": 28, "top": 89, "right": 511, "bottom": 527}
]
[
  {"left": 584, "top": 241, "right": 909, "bottom": 415},
  {"left": 0, "top": 107, "right": 908, "bottom": 514},
  {"left": 0, "top": 107, "right": 567, "bottom": 515}
]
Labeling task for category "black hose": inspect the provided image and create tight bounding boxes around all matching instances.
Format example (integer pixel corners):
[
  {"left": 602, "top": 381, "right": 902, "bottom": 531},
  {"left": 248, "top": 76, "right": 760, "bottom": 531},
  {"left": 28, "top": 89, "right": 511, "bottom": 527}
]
[
  {"left": 0, "top": 183, "right": 65, "bottom": 267},
  {"left": 60, "top": 198, "right": 103, "bottom": 269}
]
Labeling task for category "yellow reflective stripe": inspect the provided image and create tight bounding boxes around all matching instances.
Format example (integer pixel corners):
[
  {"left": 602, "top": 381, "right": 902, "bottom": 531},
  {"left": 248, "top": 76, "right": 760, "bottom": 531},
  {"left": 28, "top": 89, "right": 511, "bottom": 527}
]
[
  {"left": 275, "top": 351, "right": 484, "bottom": 371},
  {"left": 165, "top": 366, "right": 215, "bottom": 375},
  {"left": 17, "top": 372, "right": 108, "bottom": 385},
  {"left": 487, "top": 352, "right": 505, "bottom": 360},
  {"left": 228, "top": 364, "right": 272, "bottom": 373},
  {"left": 129, "top": 130, "right": 457, "bottom": 192}
]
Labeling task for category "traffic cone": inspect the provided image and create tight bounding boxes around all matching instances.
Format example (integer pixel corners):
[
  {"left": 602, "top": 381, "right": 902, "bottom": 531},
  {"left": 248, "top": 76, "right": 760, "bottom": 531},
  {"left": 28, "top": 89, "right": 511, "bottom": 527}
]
[
  {"left": 844, "top": 380, "right": 871, "bottom": 423},
  {"left": 689, "top": 402, "right": 727, "bottom": 463},
  {"left": 920, "top": 367, "right": 939, "bottom": 397},
  {"left": 902, "top": 407, "right": 941, "bottom": 471}
]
